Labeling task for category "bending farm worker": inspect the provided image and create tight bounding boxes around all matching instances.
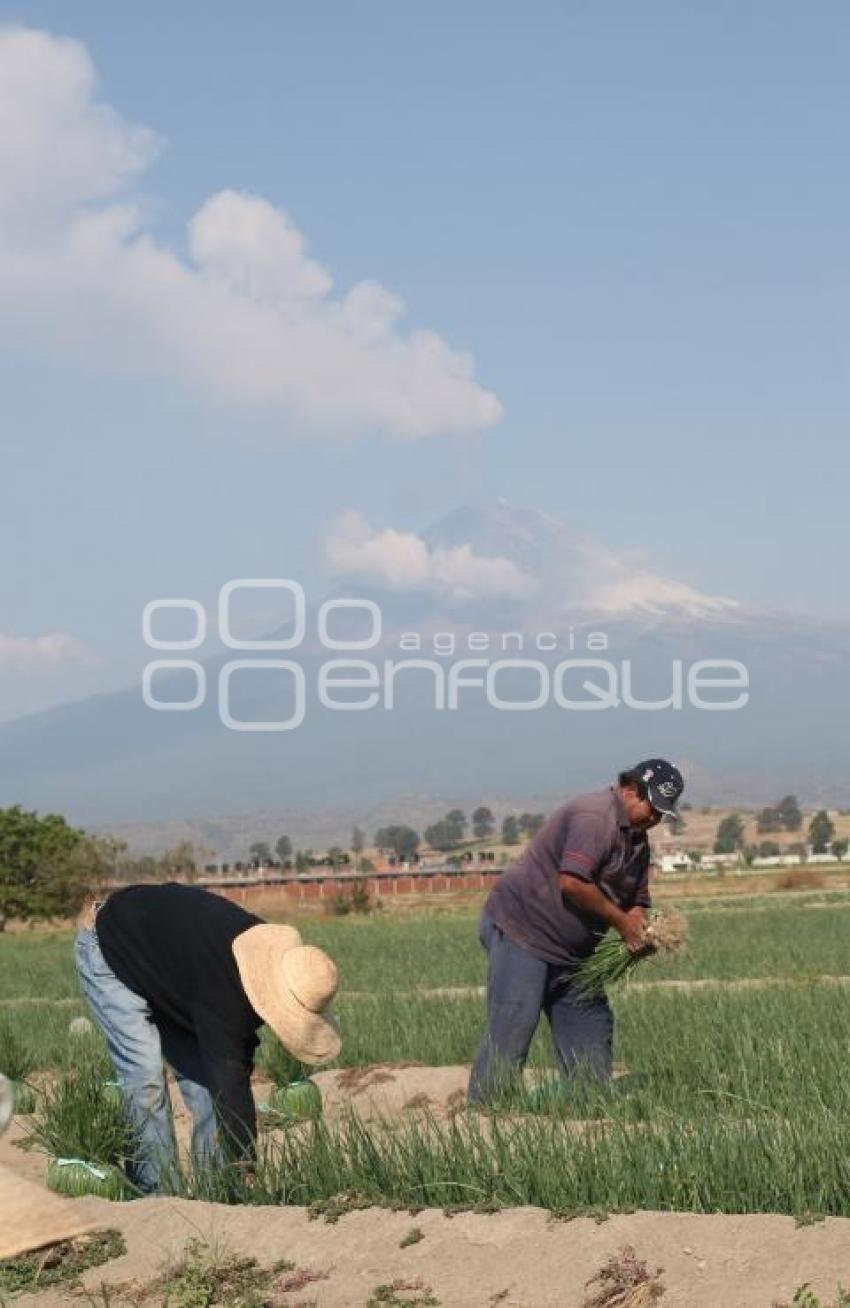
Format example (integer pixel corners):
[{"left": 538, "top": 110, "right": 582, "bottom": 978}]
[
  {"left": 468, "top": 758, "right": 684, "bottom": 1104},
  {"left": 75, "top": 883, "right": 340, "bottom": 1193}
]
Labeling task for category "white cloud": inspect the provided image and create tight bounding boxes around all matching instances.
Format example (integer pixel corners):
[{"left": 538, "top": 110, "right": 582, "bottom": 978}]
[
  {"left": 0, "top": 28, "right": 158, "bottom": 235},
  {"left": 0, "top": 27, "right": 503, "bottom": 440},
  {"left": 323, "top": 511, "right": 535, "bottom": 600},
  {"left": 188, "top": 191, "right": 334, "bottom": 306},
  {"left": 0, "top": 631, "right": 94, "bottom": 670}
]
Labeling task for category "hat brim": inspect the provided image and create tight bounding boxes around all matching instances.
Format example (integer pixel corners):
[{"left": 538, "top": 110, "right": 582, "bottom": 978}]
[
  {"left": 263, "top": 995, "right": 341, "bottom": 1066},
  {"left": 232, "top": 924, "right": 341, "bottom": 1066}
]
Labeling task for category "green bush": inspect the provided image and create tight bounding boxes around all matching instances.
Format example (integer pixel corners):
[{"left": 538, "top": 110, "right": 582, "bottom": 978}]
[{"left": 0, "top": 805, "right": 113, "bottom": 921}]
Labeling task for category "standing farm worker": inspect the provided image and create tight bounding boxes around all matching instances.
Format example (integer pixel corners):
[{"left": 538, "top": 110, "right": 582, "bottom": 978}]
[
  {"left": 468, "top": 759, "right": 684, "bottom": 1104},
  {"left": 75, "top": 882, "right": 340, "bottom": 1193}
]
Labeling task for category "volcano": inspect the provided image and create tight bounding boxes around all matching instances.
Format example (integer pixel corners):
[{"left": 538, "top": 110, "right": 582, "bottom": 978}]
[{"left": 1, "top": 501, "right": 847, "bottom": 825}]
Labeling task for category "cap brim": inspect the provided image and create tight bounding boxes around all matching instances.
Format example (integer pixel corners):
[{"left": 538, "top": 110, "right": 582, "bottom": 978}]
[{"left": 648, "top": 789, "right": 679, "bottom": 817}]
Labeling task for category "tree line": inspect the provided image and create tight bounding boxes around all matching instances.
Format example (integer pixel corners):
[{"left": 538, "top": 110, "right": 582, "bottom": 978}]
[
  {"left": 0, "top": 803, "right": 546, "bottom": 923},
  {"left": 241, "top": 810, "right": 547, "bottom": 866},
  {"left": 4, "top": 796, "right": 847, "bottom": 924},
  {"left": 713, "top": 797, "right": 847, "bottom": 861}
]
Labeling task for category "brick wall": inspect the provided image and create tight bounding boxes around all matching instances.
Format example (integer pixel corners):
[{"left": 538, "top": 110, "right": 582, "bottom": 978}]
[{"left": 211, "top": 870, "right": 500, "bottom": 908}]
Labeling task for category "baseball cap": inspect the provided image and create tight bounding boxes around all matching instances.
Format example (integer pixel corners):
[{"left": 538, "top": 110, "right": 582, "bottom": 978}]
[{"left": 634, "top": 758, "right": 684, "bottom": 817}]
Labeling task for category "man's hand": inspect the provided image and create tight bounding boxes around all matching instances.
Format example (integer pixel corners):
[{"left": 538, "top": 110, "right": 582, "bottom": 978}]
[
  {"left": 618, "top": 906, "right": 648, "bottom": 955},
  {"left": 560, "top": 875, "right": 650, "bottom": 953}
]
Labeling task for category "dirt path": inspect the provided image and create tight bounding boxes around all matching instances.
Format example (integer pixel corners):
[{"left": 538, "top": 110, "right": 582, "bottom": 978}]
[
  {"left": 14, "top": 1197, "right": 850, "bottom": 1307},
  {"left": 345, "top": 973, "right": 850, "bottom": 1000}
]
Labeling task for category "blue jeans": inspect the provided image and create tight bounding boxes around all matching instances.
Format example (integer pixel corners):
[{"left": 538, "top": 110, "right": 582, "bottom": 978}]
[
  {"left": 468, "top": 911, "right": 613, "bottom": 1103},
  {"left": 75, "top": 927, "right": 220, "bottom": 1194}
]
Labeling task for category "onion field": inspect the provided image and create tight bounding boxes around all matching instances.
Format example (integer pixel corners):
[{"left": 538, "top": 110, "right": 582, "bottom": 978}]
[{"left": 3, "top": 888, "right": 850, "bottom": 1218}]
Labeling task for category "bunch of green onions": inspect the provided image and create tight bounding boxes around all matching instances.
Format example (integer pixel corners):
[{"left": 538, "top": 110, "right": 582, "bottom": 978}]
[{"left": 570, "top": 908, "right": 688, "bottom": 1001}]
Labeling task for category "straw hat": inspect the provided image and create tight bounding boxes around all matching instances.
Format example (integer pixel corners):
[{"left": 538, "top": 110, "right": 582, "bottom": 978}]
[{"left": 232, "top": 924, "right": 341, "bottom": 1065}]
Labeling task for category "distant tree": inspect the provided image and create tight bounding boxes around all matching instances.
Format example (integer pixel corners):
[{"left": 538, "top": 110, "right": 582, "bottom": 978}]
[
  {"left": 294, "top": 850, "right": 311, "bottom": 874},
  {"left": 472, "top": 806, "right": 495, "bottom": 840},
  {"left": 714, "top": 814, "right": 745, "bottom": 855},
  {"left": 742, "top": 845, "right": 758, "bottom": 867},
  {"left": 374, "top": 825, "right": 420, "bottom": 862},
  {"left": 275, "top": 835, "right": 292, "bottom": 863},
  {"left": 776, "top": 795, "right": 803, "bottom": 832},
  {"left": 756, "top": 806, "right": 783, "bottom": 834},
  {"left": 501, "top": 815, "right": 521, "bottom": 846},
  {"left": 425, "top": 810, "right": 471, "bottom": 851},
  {"left": 758, "top": 840, "right": 782, "bottom": 858},
  {"left": 424, "top": 820, "right": 457, "bottom": 851},
  {"left": 809, "top": 810, "right": 835, "bottom": 855},
  {"left": 157, "top": 840, "right": 199, "bottom": 882},
  {"left": 518, "top": 813, "right": 545, "bottom": 836},
  {"left": 249, "top": 841, "right": 272, "bottom": 865},
  {"left": 326, "top": 846, "right": 345, "bottom": 868},
  {"left": 108, "top": 841, "right": 156, "bottom": 884},
  {"left": 445, "top": 810, "right": 467, "bottom": 842},
  {"left": 134, "top": 854, "right": 160, "bottom": 880},
  {"left": 830, "top": 838, "right": 849, "bottom": 862},
  {"left": 667, "top": 814, "right": 686, "bottom": 837}
]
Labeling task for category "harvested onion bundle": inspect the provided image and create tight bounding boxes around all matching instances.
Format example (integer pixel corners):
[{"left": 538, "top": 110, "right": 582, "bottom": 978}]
[
  {"left": 571, "top": 908, "right": 689, "bottom": 1001},
  {"left": 47, "top": 1158, "right": 133, "bottom": 1200},
  {"left": 269, "top": 1078, "right": 323, "bottom": 1120}
]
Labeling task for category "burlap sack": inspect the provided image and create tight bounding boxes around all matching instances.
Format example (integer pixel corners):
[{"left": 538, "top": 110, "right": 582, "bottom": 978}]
[{"left": 0, "top": 1163, "right": 99, "bottom": 1259}]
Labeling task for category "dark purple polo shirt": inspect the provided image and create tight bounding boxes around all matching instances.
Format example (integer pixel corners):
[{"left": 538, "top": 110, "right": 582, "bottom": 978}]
[{"left": 485, "top": 787, "right": 651, "bottom": 967}]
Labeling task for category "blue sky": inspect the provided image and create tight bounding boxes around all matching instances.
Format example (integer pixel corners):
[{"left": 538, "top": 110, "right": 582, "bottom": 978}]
[{"left": 2, "top": 1, "right": 849, "bottom": 719}]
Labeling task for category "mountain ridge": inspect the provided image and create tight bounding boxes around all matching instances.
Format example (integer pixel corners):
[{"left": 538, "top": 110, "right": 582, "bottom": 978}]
[{"left": 2, "top": 500, "right": 847, "bottom": 825}]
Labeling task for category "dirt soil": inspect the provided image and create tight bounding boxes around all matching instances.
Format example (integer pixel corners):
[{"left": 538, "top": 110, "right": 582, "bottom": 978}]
[{"left": 5, "top": 1065, "right": 850, "bottom": 1307}]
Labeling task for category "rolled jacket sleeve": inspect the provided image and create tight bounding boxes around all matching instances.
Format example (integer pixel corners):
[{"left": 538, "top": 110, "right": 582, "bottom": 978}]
[{"left": 558, "top": 813, "right": 610, "bottom": 882}]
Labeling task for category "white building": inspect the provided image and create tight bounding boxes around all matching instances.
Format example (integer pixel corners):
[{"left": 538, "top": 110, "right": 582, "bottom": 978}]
[{"left": 659, "top": 851, "right": 697, "bottom": 873}]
